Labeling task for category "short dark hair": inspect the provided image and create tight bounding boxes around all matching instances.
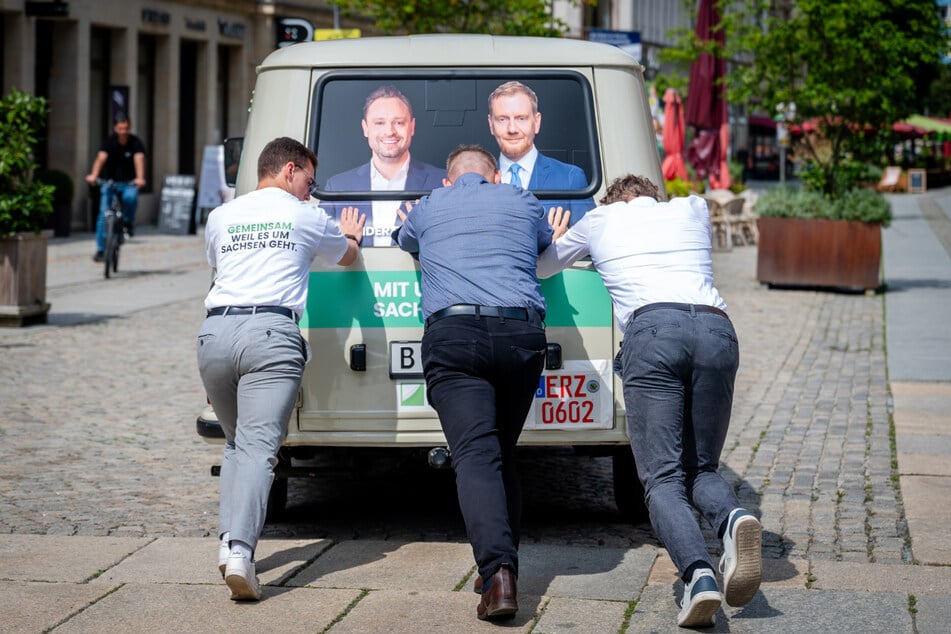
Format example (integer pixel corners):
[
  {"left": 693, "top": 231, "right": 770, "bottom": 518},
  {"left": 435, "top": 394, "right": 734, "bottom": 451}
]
[
  {"left": 446, "top": 144, "right": 497, "bottom": 182},
  {"left": 599, "top": 174, "right": 660, "bottom": 205},
  {"left": 364, "top": 85, "right": 414, "bottom": 119},
  {"left": 257, "top": 137, "right": 318, "bottom": 180}
]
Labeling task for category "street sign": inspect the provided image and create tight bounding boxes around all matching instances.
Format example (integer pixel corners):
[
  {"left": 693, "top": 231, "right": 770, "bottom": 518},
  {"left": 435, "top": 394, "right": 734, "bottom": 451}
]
[
  {"left": 587, "top": 28, "right": 642, "bottom": 63},
  {"left": 314, "top": 29, "right": 361, "bottom": 41},
  {"left": 276, "top": 17, "right": 314, "bottom": 48}
]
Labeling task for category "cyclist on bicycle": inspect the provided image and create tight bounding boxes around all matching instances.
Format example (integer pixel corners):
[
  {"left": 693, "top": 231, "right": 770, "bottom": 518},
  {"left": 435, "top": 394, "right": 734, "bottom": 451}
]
[{"left": 85, "top": 117, "right": 147, "bottom": 262}]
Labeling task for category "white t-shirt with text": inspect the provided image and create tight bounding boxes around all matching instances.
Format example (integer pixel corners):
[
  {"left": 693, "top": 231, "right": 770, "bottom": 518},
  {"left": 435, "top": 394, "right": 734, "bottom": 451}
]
[{"left": 204, "top": 187, "right": 348, "bottom": 317}]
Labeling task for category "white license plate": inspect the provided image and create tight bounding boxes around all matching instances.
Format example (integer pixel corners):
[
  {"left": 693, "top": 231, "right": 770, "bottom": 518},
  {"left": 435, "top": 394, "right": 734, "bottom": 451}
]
[
  {"left": 389, "top": 340, "right": 423, "bottom": 378},
  {"left": 525, "top": 360, "right": 613, "bottom": 430}
]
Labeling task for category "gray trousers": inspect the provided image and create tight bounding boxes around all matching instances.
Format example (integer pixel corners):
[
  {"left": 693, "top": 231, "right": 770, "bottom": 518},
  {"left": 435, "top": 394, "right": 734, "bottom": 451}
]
[
  {"left": 196, "top": 312, "right": 306, "bottom": 550},
  {"left": 621, "top": 305, "right": 741, "bottom": 576}
]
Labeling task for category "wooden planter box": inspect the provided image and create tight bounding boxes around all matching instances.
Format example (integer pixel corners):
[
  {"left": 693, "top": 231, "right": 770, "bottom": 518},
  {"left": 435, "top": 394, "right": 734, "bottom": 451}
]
[
  {"left": 0, "top": 231, "right": 51, "bottom": 326},
  {"left": 756, "top": 216, "right": 882, "bottom": 291}
]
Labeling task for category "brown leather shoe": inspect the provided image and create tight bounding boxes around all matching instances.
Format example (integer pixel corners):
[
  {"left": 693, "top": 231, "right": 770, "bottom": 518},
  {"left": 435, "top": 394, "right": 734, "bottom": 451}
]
[
  {"left": 476, "top": 565, "right": 517, "bottom": 620},
  {"left": 473, "top": 574, "right": 482, "bottom": 593}
]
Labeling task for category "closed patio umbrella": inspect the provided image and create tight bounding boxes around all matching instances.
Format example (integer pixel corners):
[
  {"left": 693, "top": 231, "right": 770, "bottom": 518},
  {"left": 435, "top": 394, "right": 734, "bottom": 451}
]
[
  {"left": 661, "top": 87, "right": 688, "bottom": 182},
  {"left": 708, "top": 121, "right": 732, "bottom": 190},
  {"left": 685, "top": 0, "right": 727, "bottom": 183}
]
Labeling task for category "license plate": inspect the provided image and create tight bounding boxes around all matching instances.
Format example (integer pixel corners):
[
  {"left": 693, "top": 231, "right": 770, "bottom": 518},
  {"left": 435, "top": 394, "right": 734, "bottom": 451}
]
[
  {"left": 389, "top": 340, "right": 423, "bottom": 378},
  {"left": 525, "top": 360, "right": 613, "bottom": 430}
]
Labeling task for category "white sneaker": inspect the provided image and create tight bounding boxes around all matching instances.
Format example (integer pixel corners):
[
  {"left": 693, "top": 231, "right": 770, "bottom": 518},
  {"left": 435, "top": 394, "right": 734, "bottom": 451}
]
[
  {"left": 218, "top": 540, "right": 229, "bottom": 578},
  {"left": 719, "top": 508, "right": 762, "bottom": 607},
  {"left": 677, "top": 568, "right": 721, "bottom": 628},
  {"left": 224, "top": 552, "right": 262, "bottom": 601}
]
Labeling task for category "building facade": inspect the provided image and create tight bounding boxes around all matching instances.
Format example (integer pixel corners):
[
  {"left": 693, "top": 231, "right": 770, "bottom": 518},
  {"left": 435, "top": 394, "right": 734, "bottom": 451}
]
[
  {"left": 0, "top": 0, "right": 695, "bottom": 231},
  {"left": 0, "top": 0, "right": 360, "bottom": 229}
]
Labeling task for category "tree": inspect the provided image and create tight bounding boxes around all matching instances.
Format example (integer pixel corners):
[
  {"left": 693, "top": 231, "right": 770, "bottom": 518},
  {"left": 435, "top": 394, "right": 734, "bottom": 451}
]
[
  {"left": 723, "top": 0, "right": 946, "bottom": 196},
  {"left": 330, "top": 0, "right": 574, "bottom": 36}
]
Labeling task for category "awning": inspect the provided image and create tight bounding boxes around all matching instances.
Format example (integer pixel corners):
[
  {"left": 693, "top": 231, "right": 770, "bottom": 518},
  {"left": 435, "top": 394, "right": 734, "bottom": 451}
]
[
  {"left": 747, "top": 115, "right": 776, "bottom": 130},
  {"left": 904, "top": 114, "right": 951, "bottom": 134},
  {"left": 892, "top": 121, "right": 929, "bottom": 138}
]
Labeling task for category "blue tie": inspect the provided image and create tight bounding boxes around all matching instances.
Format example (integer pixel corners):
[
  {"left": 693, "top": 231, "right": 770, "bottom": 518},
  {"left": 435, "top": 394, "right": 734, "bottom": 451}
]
[{"left": 509, "top": 163, "right": 522, "bottom": 188}]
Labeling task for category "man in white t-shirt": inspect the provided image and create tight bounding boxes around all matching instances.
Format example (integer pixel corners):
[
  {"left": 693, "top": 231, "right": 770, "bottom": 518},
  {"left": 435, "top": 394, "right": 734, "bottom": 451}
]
[
  {"left": 197, "top": 137, "right": 365, "bottom": 602},
  {"left": 537, "top": 175, "right": 762, "bottom": 628}
]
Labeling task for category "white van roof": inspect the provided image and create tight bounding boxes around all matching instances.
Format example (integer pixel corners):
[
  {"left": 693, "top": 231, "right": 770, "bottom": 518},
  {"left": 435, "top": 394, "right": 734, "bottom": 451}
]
[{"left": 260, "top": 34, "right": 642, "bottom": 71}]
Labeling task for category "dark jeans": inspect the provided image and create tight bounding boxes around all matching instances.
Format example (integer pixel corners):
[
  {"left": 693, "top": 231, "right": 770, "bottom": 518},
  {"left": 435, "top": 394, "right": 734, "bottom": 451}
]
[
  {"left": 96, "top": 182, "right": 138, "bottom": 251},
  {"left": 621, "top": 305, "right": 741, "bottom": 576},
  {"left": 422, "top": 311, "right": 546, "bottom": 581}
]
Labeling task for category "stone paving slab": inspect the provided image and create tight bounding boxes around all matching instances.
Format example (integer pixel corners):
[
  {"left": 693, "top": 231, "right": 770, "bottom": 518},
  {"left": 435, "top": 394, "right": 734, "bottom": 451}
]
[
  {"left": 901, "top": 475, "right": 951, "bottom": 565},
  {"left": 0, "top": 535, "right": 149, "bottom": 583},
  {"left": 331, "top": 589, "right": 541, "bottom": 633},
  {"left": 630, "top": 585, "right": 912, "bottom": 633},
  {"left": 915, "top": 594, "right": 951, "bottom": 634},
  {"left": 287, "top": 540, "right": 475, "bottom": 590},
  {"left": 892, "top": 381, "right": 951, "bottom": 477},
  {"left": 810, "top": 560, "right": 951, "bottom": 595},
  {"left": 648, "top": 550, "right": 810, "bottom": 590},
  {"left": 0, "top": 581, "right": 113, "bottom": 633},
  {"left": 532, "top": 596, "right": 629, "bottom": 634},
  {"left": 50, "top": 583, "right": 360, "bottom": 634},
  {"left": 89, "top": 537, "right": 331, "bottom": 587},
  {"left": 513, "top": 543, "right": 656, "bottom": 600}
]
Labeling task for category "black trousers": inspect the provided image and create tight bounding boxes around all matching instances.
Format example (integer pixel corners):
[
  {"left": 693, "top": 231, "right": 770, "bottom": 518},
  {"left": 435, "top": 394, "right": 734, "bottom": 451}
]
[{"left": 422, "top": 312, "right": 546, "bottom": 581}]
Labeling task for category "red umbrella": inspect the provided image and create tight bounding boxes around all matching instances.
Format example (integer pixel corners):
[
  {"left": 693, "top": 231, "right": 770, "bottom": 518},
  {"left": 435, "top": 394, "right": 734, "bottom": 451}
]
[
  {"left": 685, "top": 0, "right": 727, "bottom": 182},
  {"left": 661, "top": 88, "right": 688, "bottom": 181},
  {"left": 708, "top": 122, "right": 732, "bottom": 190}
]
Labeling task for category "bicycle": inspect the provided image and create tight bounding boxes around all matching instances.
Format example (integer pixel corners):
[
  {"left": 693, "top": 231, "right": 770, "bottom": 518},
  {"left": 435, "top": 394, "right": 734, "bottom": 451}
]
[{"left": 96, "top": 179, "right": 131, "bottom": 279}]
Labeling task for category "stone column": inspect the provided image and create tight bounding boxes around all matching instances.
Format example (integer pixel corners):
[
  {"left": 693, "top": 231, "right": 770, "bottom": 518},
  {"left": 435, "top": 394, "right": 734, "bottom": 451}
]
[{"left": 2, "top": 10, "right": 34, "bottom": 95}]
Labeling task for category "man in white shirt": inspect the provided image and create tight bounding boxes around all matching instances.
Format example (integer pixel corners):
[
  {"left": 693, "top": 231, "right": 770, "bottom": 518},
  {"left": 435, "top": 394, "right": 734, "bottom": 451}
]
[
  {"left": 198, "top": 137, "right": 365, "bottom": 601},
  {"left": 537, "top": 175, "right": 762, "bottom": 628},
  {"left": 323, "top": 85, "right": 445, "bottom": 246}
]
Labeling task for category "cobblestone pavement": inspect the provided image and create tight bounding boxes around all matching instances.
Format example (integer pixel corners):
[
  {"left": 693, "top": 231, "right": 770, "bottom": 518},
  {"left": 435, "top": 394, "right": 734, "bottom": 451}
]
[{"left": 0, "top": 234, "right": 902, "bottom": 566}]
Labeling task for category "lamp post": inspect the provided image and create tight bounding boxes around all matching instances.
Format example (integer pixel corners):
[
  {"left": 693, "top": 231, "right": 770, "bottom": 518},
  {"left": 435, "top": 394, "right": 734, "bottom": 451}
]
[{"left": 776, "top": 102, "right": 796, "bottom": 185}]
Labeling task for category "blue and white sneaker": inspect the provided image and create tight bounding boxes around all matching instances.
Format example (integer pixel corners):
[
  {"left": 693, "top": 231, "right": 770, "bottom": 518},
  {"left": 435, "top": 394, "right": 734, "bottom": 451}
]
[
  {"left": 719, "top": 508, "right": 762, "bottom": 607},
  {"left": 677, "top": 568, "right": 721, "bottom": 628}
]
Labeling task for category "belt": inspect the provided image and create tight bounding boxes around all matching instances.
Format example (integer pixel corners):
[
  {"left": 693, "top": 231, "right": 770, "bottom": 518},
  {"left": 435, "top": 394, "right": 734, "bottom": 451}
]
[
  {"left": 632, "top": 302, "right": 729, "bottom": 321},
  {"left": 206, "top": 306, "right": 297, "bottom": 322},
  {"left": 425, "top": 304, "right": 529, "bottom": 327}
]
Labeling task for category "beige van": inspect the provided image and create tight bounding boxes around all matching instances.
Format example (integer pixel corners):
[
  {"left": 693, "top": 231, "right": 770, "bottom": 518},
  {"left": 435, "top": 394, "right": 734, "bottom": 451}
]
[{"left": 198, "top": 34, "right": 663, "bottom": 519}]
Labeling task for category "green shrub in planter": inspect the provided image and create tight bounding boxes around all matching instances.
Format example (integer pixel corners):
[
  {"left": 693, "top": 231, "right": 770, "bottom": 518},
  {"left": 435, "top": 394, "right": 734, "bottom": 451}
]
[
  {"left": 829, "top": 188, "right": 892, "bottom": 227},
  {"left": 756, "top": 186, "right": 891, "bottom": 227},
  {"left": 755, "top": 187, "right": 831, "bottom": 219},
  {"left": 0, "top": 89, "right": 55, "bottom": 237}
]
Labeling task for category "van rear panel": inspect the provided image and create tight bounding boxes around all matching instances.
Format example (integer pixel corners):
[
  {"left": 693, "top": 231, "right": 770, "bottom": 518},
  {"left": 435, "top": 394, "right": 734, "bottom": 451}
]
[{"left": 231, "top": 35, "right": 662, "bottom": 450}]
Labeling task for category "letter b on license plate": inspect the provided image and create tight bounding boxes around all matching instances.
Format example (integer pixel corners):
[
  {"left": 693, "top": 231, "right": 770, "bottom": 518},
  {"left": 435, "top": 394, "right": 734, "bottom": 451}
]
[{"left": 389, "top": 341, "right": 423, "bottom": 378}]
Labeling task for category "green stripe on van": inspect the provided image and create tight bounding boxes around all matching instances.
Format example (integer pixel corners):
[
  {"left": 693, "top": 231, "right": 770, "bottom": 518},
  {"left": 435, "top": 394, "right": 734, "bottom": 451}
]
[{"left": 301, "top": 268, "right": 611, "bottom": 328}]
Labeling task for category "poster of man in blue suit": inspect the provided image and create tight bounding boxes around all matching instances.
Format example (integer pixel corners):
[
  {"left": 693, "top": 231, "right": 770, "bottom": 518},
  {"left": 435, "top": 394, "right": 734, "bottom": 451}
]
[
  {"left": 487, "top": 81, "right": 595, "bottom": 226},
  {"left": 323, "top": 85, "right": 445, "bottom": 246}
]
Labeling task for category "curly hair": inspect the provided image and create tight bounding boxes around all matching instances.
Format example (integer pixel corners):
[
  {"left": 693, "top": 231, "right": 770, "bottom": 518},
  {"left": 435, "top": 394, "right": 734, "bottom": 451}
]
[{"left": 599, "top": 174, "right": 660, "bottom": 205}]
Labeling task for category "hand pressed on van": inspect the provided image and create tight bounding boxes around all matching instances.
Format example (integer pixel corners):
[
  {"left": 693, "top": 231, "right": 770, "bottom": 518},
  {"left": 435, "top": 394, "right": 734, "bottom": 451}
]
[
  {"left": 339, "top": 206, "right": 367, "bottom": 247},
  {"left": 547, "top": 206, "right": 570, "bottom": 241}
]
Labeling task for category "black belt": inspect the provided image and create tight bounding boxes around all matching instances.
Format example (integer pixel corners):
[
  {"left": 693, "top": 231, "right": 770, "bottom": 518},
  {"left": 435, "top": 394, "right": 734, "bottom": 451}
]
[
  {"left": 425, "top": 304, "right": 529, "bottom": 327},
  {"left": 632, "top": 302, "right": 729, "bottom": 321},
  {"left": 206, "top": 306, "right": 297, "bottom": 322}
]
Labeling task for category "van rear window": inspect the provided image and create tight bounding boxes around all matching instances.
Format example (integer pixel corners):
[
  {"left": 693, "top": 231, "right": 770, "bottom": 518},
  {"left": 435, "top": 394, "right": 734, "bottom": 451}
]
[{"left": 310, "top": 72, "right": 601, "bottom": 246}]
